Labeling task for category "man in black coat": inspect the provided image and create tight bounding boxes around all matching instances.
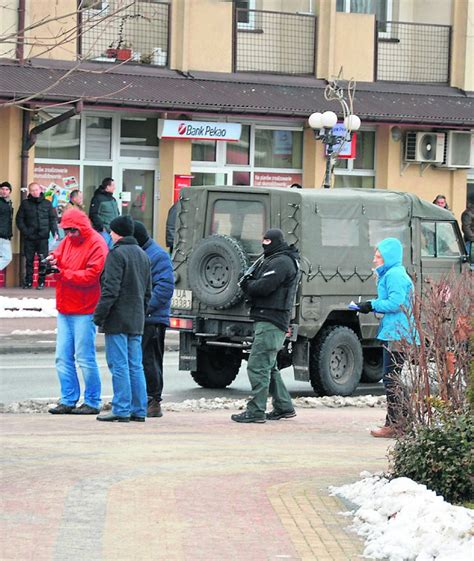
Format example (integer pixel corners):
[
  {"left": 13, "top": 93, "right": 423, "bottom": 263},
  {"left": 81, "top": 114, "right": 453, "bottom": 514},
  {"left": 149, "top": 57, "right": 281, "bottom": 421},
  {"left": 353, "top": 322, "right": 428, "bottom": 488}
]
[
  {"left": 94, "top": 215, "right": 152, "bottom": 423},
  {"left": 15, "top": 182, "right": 58, "bottom": 289},
  {"left": 0, "top": 181, "right": 13, "bottom": 271},
  {"left": 231, "top": 228, "right": 300, "bottom": 424}
]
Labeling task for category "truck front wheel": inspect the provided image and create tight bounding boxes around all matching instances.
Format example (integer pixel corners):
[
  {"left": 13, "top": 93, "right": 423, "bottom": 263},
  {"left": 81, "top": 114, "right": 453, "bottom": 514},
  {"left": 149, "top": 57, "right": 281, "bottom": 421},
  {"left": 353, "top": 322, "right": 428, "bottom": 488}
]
[
  {"left": 309, "top": 326, "right": 363, "bottom": 396},
  {"left": 191, "top": 346, "right": 242, "bottom": 388}
]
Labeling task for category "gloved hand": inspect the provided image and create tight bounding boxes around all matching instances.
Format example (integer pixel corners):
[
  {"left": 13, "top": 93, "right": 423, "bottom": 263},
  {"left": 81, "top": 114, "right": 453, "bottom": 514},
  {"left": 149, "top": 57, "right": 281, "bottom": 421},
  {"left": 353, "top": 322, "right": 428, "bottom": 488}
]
[{"left": 357, "top": 301, "right": 373, "bottom": 314}]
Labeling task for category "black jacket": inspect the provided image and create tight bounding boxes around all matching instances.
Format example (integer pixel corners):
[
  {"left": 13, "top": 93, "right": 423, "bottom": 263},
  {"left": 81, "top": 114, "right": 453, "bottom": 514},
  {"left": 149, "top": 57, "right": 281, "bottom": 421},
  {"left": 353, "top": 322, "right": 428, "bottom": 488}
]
[
  {"left": 89, "top": 188, "right": 119, "bottom": 233},
  {"left": 15, "top": 194, "right": 58, "bottom": 241},
  {"left": 461, "top": 204, "right": 474, "bottom": 242},
  {"left": 0, "top": 197, "right": 13, "bottom": 239},
  {"left": 165, "top": 201, "right": 178, "bottom": 249},
  {"left": 242, "top": 244, "right": 300, "bottom": 332},
  {"left": 93, "top": 237, "right": 152, "bottom": 335}
]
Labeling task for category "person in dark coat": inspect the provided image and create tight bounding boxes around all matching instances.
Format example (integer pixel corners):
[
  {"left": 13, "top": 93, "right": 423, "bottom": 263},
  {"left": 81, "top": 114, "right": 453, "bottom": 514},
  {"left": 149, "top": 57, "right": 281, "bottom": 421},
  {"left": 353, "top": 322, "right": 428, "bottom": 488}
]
[
  {"left": 231, "top": 228, "right": 300, "bottom": 424},
  {"left": 133, "top": 221, "right": 174, "bottom": 417},
  {"left": 94, "top": 215, "right": 152, "bottom": 423},
  {"left": 0, "top": 181, "right": 13, "bottom": 271},
  {"left": 165, "top": 201, "right": 179, "bottom": 253},
  {"left": 461, "top": 198, "right": 474, "bottom": 255},
  {"left": 15, "top": 182, "right": 58, "bottom": 289},
  {"left": 88, "top": 177, "right": 119, "bottom": 249}
]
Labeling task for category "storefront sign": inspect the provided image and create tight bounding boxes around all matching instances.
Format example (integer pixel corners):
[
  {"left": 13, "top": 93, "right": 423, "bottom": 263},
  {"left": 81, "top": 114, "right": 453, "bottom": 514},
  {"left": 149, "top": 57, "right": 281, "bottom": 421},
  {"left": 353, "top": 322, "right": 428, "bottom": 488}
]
[
  {"left": 254, "top": 173, "right": 303, "bottom": 189},
  {"left": 325, "top": 124, "right": 357, "bottom": 159},
  {"left": 33, "top": 164, "right": 80, "bottom": 216},
  {"left": 158, "top": 120, "right": 242, "bottom": 142},
  {"left": 174, "top": 174, "right": 193, "bottom": 202}
]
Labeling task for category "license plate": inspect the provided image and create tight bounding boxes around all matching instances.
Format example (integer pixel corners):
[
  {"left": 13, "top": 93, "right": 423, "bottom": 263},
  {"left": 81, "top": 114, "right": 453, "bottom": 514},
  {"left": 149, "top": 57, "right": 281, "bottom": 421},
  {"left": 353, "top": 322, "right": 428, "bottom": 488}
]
[{"left": 171, "top": 289, "right": 193, "bottom": 310}]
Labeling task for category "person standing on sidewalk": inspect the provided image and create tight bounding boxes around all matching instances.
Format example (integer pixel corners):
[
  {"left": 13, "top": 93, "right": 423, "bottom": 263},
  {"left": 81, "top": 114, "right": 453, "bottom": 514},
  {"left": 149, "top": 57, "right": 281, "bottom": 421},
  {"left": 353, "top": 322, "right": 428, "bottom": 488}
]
[
  {"left": 64, "top": 189, "right": 85, "bottom": 212},
  {"left": 89, "top": 177, "right": 119, "bottom": 249},
  {"left": 231, "top": 228, "right": 300, "bottom": 424},
  {"left": 133, "top": 221, "right": 174, "bottom": 418},
  {"left": 15, "top": 182, "right": 58, "bottom": 289},
  {"left": 94, "top": 215, "right": 151, "bottom": 423},
  {"left": 47, "top": 208, "right": 108, "bottom": 415},
  {"left": 461, "top": 197, "right": 474, "bottom": 257},
  {"left": 0, "top": 181, "right": 13, "bottom": 271},
  {"left": 356, "top": 237, "right": 418, "bottom": 438}
]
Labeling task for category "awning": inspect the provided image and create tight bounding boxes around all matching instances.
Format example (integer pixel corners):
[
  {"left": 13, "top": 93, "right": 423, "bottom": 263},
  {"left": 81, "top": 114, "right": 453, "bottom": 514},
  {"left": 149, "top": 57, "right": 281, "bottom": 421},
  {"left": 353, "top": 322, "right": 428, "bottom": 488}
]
[{"left": 0, "top": 58, "right": 473, "bottom": 127}]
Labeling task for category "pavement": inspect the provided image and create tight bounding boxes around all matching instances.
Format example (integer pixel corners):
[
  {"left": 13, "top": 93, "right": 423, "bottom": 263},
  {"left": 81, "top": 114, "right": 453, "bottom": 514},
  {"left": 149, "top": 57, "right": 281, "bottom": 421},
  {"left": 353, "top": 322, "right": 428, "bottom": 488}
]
[
  {"left": 0, "top": 287, "right": 179, "bottom": 354},
  {"left": 0, "top": 408, "right": 391, "bottom": 561}
]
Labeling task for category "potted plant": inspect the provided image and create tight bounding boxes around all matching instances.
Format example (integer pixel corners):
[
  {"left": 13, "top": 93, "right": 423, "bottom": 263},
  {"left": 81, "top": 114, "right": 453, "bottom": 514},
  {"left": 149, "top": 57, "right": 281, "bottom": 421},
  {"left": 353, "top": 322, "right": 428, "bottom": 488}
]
[
  {"left": 108, "top": 16, "right": 132, "bottom": 61},
  {"left": 116, "top": 42, "right": 133, "bottom": 61}
]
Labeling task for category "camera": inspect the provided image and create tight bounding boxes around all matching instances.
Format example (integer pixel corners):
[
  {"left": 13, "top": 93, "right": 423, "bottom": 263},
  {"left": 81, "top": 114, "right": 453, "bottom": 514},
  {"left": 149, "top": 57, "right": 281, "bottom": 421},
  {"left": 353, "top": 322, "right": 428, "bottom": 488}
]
[{"left": 38, "top": 254, "right": 59, "bottom": 276}]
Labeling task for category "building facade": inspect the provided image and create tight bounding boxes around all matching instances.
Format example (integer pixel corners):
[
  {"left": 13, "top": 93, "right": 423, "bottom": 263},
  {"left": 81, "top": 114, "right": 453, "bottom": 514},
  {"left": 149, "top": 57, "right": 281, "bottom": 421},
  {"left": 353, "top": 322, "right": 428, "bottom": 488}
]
[{"left": 0, "top": 0, "right": 473, "bottom": 286}]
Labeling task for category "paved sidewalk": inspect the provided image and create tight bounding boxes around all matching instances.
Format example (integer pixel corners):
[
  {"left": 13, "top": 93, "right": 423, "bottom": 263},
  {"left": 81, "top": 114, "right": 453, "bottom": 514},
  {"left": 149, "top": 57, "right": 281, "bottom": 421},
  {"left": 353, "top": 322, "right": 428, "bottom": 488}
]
[{"left": 0, "top": 407, "right": 390, "bottom": 561}]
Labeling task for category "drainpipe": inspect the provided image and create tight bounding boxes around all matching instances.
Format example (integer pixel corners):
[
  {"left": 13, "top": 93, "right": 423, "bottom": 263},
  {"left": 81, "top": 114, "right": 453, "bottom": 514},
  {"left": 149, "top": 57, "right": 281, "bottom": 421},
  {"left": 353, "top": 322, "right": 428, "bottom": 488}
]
[
  {"left": 20, "top": 107, "right": 31, "bottom": 194},
  {"left": 16, "top": 0, "right": 26, "bottom": 63}
]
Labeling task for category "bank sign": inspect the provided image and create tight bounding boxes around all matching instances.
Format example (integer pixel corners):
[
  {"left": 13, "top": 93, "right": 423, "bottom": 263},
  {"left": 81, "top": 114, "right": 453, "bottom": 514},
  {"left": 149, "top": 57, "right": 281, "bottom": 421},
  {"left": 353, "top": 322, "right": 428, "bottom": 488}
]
[{"left": 158, "top": 120, "right": 241, "bottom": 141}]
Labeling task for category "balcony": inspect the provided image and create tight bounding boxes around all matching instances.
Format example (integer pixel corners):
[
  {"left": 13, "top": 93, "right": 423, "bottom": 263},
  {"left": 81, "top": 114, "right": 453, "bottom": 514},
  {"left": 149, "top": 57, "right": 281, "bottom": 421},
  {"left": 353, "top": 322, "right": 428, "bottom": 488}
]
[
  {"left": 233, "top": 8, "right": 317, "bottom": 75},
  {"left": 375, "top": 21, "right": 451, "bottom": 84},
  {"left": 79, "top": 1, "right": 170, "bottom": 67}
]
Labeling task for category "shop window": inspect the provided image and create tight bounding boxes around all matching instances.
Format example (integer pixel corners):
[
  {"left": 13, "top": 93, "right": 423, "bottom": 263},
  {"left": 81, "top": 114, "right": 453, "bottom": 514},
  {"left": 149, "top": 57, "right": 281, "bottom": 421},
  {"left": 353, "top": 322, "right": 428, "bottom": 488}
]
[
  {"left": 83, "top": 165, "right": 112, "bottom": 212},
  {"left": 321, "top": 218, "right": 359, "bottom": 247},
  {"left": 192, "top": 140, "right": 217, "bottom": 162},
  {"left": 211, "top": 199, "right": 265, "bottom": 254},
  {"left": 35, "top": 117, "right": 80, "bottom": 160},
  {"left": 120, "top": 117, "right": 158, "bottom": 158},
  {"left": 233, "top": 171, "right": 251, "bottom": 186},
  {"left": 85, "top": 116, "right": 112, "bottom": 160},
  {"left": 334, "top": 130, "right": 375, "bottom": 188},
  {"left": 254, "top": 129, "right": 303, "bottom": 169},
  {"left": 226, "top": 125, "right": 250, "bottom": 166}
]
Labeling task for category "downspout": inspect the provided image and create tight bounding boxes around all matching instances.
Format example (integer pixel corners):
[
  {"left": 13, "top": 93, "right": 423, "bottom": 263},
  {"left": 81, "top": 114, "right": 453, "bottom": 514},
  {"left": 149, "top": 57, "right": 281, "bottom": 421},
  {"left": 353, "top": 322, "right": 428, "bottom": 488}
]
[{"left": 16, "top": 0, "right": 26, "bottom": 63}]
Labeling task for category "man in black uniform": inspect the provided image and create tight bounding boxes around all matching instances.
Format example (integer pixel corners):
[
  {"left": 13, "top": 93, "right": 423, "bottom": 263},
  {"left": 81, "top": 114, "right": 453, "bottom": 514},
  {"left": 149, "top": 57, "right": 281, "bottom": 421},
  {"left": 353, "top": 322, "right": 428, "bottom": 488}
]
[{"left": 231, "top": 228, "right": 300, "bottom": 424}]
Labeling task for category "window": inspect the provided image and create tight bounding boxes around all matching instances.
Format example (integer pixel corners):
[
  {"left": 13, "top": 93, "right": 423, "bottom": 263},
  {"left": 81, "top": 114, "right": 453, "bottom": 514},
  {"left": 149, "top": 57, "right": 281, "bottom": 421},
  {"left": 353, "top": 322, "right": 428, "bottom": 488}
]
[
  {"left": 192, "top": 140, "right": 217, "bottom": 163},
  {"left": 334, "top": 130, "right": 375, "bottom": 188},
  {"left": 336, "top": 0, "right": 391, "bottom": 20},
  {"left": 254, "top": 129, "right": 303, "bottom": 169},
  {"left": 120, "top": 117, "right": 158, "bottom": 158},
  {"left": 85, "top": 116, "right": 112, "bottom": 160},
  {"left": 35, "top": 116, "right": 81, "bottom": 160},
  {"left": 211, "top": 199, "right": 265, "bottom": 254},
  {"left": 321, "top": 218, "right": 359, "bottom": 247},
  {"left": 421, "top": 222, "right": 462, "bottom": 258},
  {"left": 236, "top": 0, "right": 256, "bottom": 30},
  {"left": 226, "top": 125, "right": 250, "bottom": 166}
]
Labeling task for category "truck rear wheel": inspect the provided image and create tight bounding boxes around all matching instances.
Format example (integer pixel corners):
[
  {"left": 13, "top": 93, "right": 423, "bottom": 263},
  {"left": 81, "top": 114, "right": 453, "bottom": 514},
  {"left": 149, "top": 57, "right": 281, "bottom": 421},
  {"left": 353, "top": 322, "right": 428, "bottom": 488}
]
[
  {"left": 361, "top": 348, "right": 383, "bottom": 383},
  {"left": 309, "top": 326, "right": 363, "bottom": 396},
  {"left": 191, "top": 347, "right": 242, "bottom": 388}
]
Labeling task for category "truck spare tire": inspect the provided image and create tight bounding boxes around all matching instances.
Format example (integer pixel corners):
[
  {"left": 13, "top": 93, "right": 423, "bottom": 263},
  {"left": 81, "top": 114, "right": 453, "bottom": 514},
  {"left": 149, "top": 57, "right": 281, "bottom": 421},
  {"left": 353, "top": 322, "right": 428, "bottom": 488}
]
[{"left": 188, "top": 234, "right": 249, "bottom": 309}]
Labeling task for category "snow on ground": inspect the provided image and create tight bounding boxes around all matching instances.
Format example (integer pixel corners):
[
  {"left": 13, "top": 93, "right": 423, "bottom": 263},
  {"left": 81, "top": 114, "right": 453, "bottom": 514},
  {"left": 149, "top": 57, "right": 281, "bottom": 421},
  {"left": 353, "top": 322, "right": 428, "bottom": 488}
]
[
  {"left": 331, "top": 473, "right": 474, "bottom": 561},
  {"left": 0, "top": 296, "right": 57, "bottom": 318},
  {"left": 0, "top": 395, "right": 386, "bottom": 413}
]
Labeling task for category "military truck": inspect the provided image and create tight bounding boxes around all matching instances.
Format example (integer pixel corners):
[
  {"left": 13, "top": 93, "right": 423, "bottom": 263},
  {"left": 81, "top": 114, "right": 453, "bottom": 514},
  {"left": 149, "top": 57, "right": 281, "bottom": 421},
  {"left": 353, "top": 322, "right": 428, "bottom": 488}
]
[{"left": 170, "top": 186, "right": 469, "bottom": 396}]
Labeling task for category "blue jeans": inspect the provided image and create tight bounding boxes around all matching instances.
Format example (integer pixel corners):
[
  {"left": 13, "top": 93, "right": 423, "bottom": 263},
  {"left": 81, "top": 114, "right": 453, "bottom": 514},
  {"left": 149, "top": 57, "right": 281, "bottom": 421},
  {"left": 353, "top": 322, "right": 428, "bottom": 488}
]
[
  {"left": 55, "top": 313, "right": 102, "bottom": 408},
  {"left": 105, "top": 333, "right": 147, "bottom": 417}
]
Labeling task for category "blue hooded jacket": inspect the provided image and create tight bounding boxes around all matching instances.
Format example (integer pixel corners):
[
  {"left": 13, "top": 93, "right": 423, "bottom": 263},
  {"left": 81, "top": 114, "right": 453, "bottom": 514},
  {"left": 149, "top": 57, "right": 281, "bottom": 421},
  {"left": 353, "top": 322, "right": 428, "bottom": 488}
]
[
  {"left": 142, "top": 238, "right": 174, "bottom": 326},
  {"left": 370, "top": 238, "right": 417, "bottom": 342}
]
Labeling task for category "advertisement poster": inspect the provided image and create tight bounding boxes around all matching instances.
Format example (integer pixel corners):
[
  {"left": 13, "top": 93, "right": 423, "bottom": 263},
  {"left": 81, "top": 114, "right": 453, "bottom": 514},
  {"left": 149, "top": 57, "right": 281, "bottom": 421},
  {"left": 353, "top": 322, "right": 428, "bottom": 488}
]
[
  {"left": 254, "top": 172, "right": 303, "bottom": 189},
  {"left": 173, "top": 174, "right": 193, "bottom": 202},
  {"left": 33, "top": 164, "right": 80, "bottom": 217}
]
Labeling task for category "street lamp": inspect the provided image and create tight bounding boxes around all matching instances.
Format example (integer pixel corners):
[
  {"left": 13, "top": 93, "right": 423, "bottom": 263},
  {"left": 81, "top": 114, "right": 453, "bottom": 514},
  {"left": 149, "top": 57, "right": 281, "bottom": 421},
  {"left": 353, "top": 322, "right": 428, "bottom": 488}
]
[{"left": 308, "top": 110, "right": 361, "bottom": 188}]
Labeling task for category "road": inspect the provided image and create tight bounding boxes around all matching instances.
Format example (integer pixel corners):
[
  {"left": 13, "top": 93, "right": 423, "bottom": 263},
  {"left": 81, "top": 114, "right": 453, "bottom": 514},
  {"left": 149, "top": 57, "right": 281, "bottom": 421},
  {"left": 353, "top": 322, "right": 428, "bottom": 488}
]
[{"left": 0, "top": 350, "right": 384, "bottom": 404}]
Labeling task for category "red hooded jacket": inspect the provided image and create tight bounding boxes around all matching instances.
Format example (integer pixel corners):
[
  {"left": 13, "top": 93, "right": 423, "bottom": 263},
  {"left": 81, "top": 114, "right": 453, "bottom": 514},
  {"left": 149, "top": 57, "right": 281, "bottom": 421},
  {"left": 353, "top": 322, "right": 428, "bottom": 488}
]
[{"left": 53, "top": 209, "right": 108, "bottom": 315}]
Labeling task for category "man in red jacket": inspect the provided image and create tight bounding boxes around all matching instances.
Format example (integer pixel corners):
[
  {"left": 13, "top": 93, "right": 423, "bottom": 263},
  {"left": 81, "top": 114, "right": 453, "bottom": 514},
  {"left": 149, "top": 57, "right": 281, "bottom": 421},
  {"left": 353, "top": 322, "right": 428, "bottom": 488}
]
[{"left": 47, "top": 208, "right": 108, "bottom": 415}]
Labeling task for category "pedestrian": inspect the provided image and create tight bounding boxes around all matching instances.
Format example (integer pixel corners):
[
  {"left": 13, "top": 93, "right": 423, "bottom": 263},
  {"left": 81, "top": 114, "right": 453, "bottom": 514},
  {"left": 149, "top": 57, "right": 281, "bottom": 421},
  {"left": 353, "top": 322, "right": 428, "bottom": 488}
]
[
  {"left": 355, "top": 237, "right": 418, "bottom": 438},
  {"left": 0, "top": 181, "right": 13, "bottom": 271},
  {"left": 47, "top": 208, "right": 108, "bottom": 415},
  {"left": 461, "top": 196, "right": 474, "bottom": 256},
  {"left": 65, "top": 189, "right": 85, "bottom": 212},
  {"left": 94, "top": 215, "right": 151, "bottom": 423},
  {"left": 432, "top": 194, "right": 450, "bottom": 210},
  {"left": 133, "top": 221, "right": 174, "bottom": 418},
  {"left": 231, "top": 228, "right": 300, "bottom": 424},
  {"left": 15, "top": 182, "right": 58, "bottom": 289},
  {"left": 89, "top": 177, "right": 119, "bottom": 249},
  {"left": 165, "top": 200, "right": 179, "bottom": 254}
]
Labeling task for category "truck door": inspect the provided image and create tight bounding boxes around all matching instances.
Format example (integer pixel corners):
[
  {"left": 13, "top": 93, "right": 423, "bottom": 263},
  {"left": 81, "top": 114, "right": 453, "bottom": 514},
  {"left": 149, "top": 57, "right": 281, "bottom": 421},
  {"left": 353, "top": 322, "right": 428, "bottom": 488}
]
[{"left": 420, "top": 221, "right": 465, "bottom": 284}]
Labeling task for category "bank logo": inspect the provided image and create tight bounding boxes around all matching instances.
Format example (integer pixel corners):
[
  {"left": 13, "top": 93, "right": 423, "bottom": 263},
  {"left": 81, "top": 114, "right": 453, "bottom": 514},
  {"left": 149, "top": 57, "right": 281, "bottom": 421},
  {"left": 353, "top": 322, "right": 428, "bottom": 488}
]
[{"left": 178, "top": 123, "right": 187, "bottom": 135}]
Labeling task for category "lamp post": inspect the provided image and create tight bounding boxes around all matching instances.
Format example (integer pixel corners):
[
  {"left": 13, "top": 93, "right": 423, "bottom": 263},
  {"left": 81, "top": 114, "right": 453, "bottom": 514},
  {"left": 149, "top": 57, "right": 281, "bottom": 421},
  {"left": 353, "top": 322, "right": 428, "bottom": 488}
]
[{"left": 308, "top": 110, "right": 361, "bottom": 188}]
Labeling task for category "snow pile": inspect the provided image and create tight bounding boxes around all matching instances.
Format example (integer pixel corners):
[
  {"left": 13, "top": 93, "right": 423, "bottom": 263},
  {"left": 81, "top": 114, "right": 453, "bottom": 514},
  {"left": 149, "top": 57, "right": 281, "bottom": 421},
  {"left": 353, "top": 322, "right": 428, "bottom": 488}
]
[
  {"left": 0, "top": 296, "right": 57, "bottom": 318},
  {"left": 11, "top": 329, "right": 57, "bottom": 335},
  {"left": 331, "top": 473, "right": 474, "bottom": 561}
]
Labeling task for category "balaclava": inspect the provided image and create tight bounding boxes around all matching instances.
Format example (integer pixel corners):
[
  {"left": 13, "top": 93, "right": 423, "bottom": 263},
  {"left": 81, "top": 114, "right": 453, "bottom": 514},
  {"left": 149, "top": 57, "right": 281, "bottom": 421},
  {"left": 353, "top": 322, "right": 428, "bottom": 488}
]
[{"left": 262, "top": 228, "right": 285, "bottom": 256}]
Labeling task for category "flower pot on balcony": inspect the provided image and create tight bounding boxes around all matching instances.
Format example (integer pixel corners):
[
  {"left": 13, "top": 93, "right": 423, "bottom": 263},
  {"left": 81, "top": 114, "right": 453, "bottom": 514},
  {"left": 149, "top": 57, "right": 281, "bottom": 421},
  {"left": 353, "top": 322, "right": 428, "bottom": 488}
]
[
  {"left": 116, "top": 48, "right": 132, "bottom": 61},
  {"left": 106, "top": 48, "right": 117, "bottom": 58}
]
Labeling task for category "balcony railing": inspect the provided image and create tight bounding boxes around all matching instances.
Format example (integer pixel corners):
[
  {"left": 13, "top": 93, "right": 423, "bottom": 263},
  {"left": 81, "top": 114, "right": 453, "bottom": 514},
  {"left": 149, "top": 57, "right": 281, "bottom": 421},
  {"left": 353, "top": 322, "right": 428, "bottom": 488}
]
[
  {"left": 78, "top": 1, "right": 170, "bottom": 67},
  {"left": 375, "top": 21, "right": 451, "bottom": 84},
  {"left": 234, "top": 8, "right": 317, "bottom": 75}
]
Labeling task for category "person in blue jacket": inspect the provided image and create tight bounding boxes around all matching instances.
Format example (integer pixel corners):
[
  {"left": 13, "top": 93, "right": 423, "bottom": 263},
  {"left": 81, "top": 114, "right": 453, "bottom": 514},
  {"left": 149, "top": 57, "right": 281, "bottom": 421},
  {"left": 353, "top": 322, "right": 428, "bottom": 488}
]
[
  {"left": 133, "top": 221, "right": 174, "bottom": 418},
  {"left": 357, "top": 237, "right": 418, "bottom": 438}
]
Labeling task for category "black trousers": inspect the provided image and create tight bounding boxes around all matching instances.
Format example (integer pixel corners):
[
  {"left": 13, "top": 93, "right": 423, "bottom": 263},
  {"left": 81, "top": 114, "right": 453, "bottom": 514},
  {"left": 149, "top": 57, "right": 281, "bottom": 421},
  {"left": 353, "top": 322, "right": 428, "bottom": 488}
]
[
  {"left": 383, "top": 347, "right": 406, "bottom": 426},
  {"left": 142, "top": 323, "right": 166, "bottom": 401},
  {"left": 24, "top": 239, "right": 49, "bottom": 285}
]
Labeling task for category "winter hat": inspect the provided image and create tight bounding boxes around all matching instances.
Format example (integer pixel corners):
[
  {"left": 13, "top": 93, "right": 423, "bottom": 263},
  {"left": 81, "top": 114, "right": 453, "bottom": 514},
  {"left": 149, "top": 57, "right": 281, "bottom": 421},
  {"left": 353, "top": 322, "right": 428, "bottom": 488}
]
[
  {"left": 133, "top": 220, "right": 150, "bottom": 248},
  {"left": 262, "top": 228, "right": 285, "bottom": 254},
  {"left": 110, "top": 215, "right": 134, "bottom": 237}
]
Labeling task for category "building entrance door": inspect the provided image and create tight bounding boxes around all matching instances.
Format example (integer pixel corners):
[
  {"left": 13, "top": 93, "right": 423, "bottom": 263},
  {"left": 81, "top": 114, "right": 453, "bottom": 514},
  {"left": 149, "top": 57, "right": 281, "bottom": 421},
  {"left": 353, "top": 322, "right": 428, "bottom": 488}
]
[{"left": 119, "top": 167, "right": 157, "bottom": 234}]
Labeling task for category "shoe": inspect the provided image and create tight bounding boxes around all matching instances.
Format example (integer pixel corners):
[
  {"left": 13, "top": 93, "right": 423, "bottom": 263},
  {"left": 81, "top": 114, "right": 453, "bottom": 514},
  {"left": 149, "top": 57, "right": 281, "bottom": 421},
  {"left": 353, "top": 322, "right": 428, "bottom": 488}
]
[
  {"left": 370, "top": 426, "right": 398, "bottom": 438},
  {"left": 71, "top": 404, "right": 100, "bottom": 415},
  {"left": 36, "top": 283, "right": 45, "bottom": 290},
  {"left": 266, "top": 409, "right": 297, "bottom": 421},
  {"left": 23, "top": 283, "right": 32, "bottom": 289},
  {"left": 48, "top": 404, "right": 75, "bottom": 415},
  {"left": 96, "top": 413, "right": 130, "bottom": 423},
  {"left": 231, "top": 411, "right": 266, "bottom": 424},
  {"left": 147, "top": 399, "right": 163, "bottom": 418},
  {"left": 130, "top": 415, "right": 146, "bottom": 422}
]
